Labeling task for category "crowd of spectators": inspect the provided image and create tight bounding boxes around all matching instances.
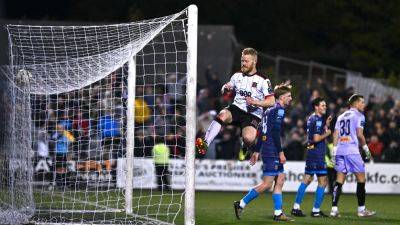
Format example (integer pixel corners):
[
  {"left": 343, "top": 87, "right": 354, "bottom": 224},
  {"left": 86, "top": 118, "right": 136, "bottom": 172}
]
[
  {"left": 196, "top": 67, "right": 400, "bottom": 163},
  {"left": 31, "top": 69, "right": 187, "bottom": 183},
  {"left": 30, "top": 64, "right": 400, "bottom": 176}
]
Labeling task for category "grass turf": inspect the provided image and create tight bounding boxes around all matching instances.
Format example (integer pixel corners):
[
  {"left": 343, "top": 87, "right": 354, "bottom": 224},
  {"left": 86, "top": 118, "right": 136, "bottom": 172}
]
[
  {"left": 176, "top": 191, "right": 400, "bottom": 225},
  {"left": 29, "top": 189, "right": 400, "bottom": 224}
]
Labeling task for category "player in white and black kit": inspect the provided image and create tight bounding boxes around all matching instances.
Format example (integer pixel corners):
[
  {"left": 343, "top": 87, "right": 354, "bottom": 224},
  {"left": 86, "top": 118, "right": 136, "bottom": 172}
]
[{"left": 196, "top": 48, "right": 275, "bottom": 155}]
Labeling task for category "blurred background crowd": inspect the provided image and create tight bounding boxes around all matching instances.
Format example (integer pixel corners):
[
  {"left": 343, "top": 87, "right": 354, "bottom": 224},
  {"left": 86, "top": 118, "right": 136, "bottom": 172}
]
[{"left": 196, "top": 66, "right": 400, "bottom": 163}]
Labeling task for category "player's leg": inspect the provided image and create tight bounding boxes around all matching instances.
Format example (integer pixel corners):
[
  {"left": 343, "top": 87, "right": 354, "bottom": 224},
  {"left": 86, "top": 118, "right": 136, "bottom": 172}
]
[
  {"left": 196, "top": 108, "right": 232, "bottom": 154},
  {"left": 311, "top": 175, "right": 328, "bottom": 217},
  {"left": 241, "top": 126, "right": 257, "bottom": 148},
  {"left": 155, "top": 164, "right": 163, "bottom": 191},
  {"left": 240, "top": 112, "right": 260, "bottom": 152},
  {"left": 331, "top": 171, "right": 346, "bottom": 217},
  {"left": 234, "top": 157, "right": 276, "bottom": 219},
  {"left": 272, "top": 172, "right": 294, "bottom": 221},
  {"left": 233, "top": 175, "right": 275, "bottom": 219},
  {"left": 162, "top": 164, "right": 171, "bottom": 191},
  {"left": 291, "top": 174, "right": 313, "bottom": 216},
  {"left": 349, "top": 154, "right": 376, "bottom": 217}
]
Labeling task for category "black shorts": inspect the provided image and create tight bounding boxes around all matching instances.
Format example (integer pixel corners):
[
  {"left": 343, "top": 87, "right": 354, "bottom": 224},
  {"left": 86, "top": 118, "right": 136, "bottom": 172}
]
[{"left": 226, "top": 105, "right": 261, "bottom": 129}]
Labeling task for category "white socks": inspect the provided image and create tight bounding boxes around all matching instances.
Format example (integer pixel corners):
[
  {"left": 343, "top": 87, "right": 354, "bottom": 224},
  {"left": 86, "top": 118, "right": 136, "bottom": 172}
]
[
  {"left": 205, "top": 120, "right": 222, "bottom": 146},
  {"left": 358, "top": 205, "right": 365, "bottom": 212},
  {"left": 239, "top": 199, "right": 246, "bottom": 208},
  {"left": 274, "top": 209, "right": 282, "bottom": 216},
  {"left": 293, "top": 203, "right": 300, "bottom": 210}
]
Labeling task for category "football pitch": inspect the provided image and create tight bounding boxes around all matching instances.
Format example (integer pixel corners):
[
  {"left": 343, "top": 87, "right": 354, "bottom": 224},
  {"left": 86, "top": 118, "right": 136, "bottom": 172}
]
[
  {"left": 28, "top": 189, "right": 400, "bottom": 224},
  {"left": 181, "top": 191, "right": 400, "bottom": 225}
]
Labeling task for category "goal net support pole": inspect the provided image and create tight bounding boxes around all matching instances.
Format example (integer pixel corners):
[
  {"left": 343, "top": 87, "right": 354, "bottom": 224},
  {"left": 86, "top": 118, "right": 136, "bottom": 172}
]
[
  {"left": 125, "top": 56, "right": 136, "bottom": 214},
  {"left": 185, "top": 4, "right": 198, "bottom": 225}
]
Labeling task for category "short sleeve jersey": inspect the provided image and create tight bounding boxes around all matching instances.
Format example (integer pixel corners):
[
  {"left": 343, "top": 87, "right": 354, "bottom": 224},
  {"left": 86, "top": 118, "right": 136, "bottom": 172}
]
[
  {"left": 334, "top": 108, "right": 365, "bottom": 155},
  {"left": 229, "top": 72, "right": 274, "bottom": 118},
  {"left": 306, "top": 113, "right": 327, "bottom": 163},
  {"left": 257, "top": 103, "right": 285, "bottom": 158}
]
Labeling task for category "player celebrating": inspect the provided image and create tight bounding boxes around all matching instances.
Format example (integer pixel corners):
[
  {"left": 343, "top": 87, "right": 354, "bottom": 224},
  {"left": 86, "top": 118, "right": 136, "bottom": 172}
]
[
  {"left": 233, "top": 85, "right": 293, "bottom": 222},
  {"left": 291, "top": 97, "right": 332, "bottom": 217},
  {"left": 195, "top": 48, "right": 275, "bottom": 155},
  {"left": 330, "top": 94, "right": 376, "bottom": 217}
]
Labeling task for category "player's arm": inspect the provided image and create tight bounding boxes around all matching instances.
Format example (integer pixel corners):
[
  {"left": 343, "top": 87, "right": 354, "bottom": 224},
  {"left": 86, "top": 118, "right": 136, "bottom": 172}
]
[
  {"left": 246, "top": 95, "right": 275, "bottom": 108},
  {"left": 331, "top": 120, "right": 339, "bottom": 163},
  {"left": 313, "top": 130, "right": 332, "bottom": 142},
  {"left": 356, "top": 116, "right": 371, "bottom": 159},
  {"left": 332, "top": 129, "right": 339, "bottom": 146},
  {"left": 356, "top": 128, "right": 367, "bottom": 146},
  {"left": 220, "top": 73, "right": 237, "bottom": 94},
  {"left": 246, "top": 78, "right": 275, "bottom": 108}
]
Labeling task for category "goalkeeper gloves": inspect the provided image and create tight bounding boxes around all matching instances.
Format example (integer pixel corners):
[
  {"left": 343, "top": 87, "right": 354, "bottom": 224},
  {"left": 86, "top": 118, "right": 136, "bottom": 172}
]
[{"left": 362, "top": 144, "right": 371, "bottom": 160}]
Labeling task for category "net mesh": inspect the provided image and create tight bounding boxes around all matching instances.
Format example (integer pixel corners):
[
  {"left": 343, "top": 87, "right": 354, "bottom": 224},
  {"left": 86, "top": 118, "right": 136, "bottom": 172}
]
[{"left": 0, "top": 7, "right": 190, "bottom": 225}]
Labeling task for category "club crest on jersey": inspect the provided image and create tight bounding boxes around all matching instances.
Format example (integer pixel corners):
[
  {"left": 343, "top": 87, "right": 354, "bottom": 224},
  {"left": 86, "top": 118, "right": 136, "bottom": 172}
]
[
  {"left": 277, "top": 109, "right": 285, "bottom": 117},
  {"left": 262, "top": 135, "right": 267, "bottom": 141},
  {"left": 316, "top": 121, "right": 322, "bottom": 127},
  {"left": 252, "top": 82, "right": 257, "bottom": 88}
]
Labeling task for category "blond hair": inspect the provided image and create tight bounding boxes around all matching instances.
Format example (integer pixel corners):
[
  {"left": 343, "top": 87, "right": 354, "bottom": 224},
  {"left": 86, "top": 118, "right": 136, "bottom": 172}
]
[{"left": 242, "top": 48, "right": 258, "bottom": 61}]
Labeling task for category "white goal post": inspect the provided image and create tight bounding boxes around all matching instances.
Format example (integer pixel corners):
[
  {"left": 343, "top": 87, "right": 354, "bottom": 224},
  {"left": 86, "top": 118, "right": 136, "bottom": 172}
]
[{"left": 0, "top": 5, "right": 197, "bottom": 225}]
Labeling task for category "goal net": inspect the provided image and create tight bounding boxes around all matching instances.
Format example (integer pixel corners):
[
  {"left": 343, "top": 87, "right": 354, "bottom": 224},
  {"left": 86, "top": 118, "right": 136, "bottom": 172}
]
[{"left": 0, "top": 5, "right": 197, "bottom": 225}]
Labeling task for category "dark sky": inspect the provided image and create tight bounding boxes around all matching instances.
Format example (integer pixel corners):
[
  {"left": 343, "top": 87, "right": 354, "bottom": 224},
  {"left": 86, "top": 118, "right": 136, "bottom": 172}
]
[{"left": 2, "top": 0, "right": 400, "bottom": 77}]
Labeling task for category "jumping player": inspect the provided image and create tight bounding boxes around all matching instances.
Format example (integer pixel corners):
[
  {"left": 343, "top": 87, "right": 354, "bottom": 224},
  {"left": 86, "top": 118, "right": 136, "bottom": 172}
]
[{"left": 196, "top": 48, "right": 275, "bottom": 155}]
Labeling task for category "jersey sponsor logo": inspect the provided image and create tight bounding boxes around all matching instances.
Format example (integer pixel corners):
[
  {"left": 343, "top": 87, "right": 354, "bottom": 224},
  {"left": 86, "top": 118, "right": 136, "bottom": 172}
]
[
  {"left": 238, "top": 89, "right": 251, "bottom": 97},
  {"left": 339, "top": 136, "right": 351, "bottom": 142}
]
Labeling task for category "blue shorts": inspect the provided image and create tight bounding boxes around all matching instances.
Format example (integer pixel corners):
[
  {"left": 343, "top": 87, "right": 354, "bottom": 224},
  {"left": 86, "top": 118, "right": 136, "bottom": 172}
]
[
  {"left": 262, "top": 157, "right": 284, "bottom": 177},
  {"left": 305, "top": 161, "right": 327, "bottom": 176}
]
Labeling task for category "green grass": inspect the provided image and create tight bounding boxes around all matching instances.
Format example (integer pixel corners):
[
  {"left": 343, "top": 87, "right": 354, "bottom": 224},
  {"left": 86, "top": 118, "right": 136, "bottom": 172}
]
[
  {"left": 176, "top": 191, "right": 400, "bottom": 225},
  {"left": 29, "top": 189, "right": 400, "bottom": 224}
]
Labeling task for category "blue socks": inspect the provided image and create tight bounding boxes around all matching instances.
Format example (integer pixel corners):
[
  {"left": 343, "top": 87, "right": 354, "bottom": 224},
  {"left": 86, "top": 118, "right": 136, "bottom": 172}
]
[
  {"left": 295, "top": 182, "right": 308, "bottom": 205},
  {"left": 313, "top": 186, "right": 325, "bottom": 209},
  {"left": 242, "top": 188, "right": 259, "bottom": 205},
  {"left": 272, "top": 193, "right": 282, "bottom": 211}
]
